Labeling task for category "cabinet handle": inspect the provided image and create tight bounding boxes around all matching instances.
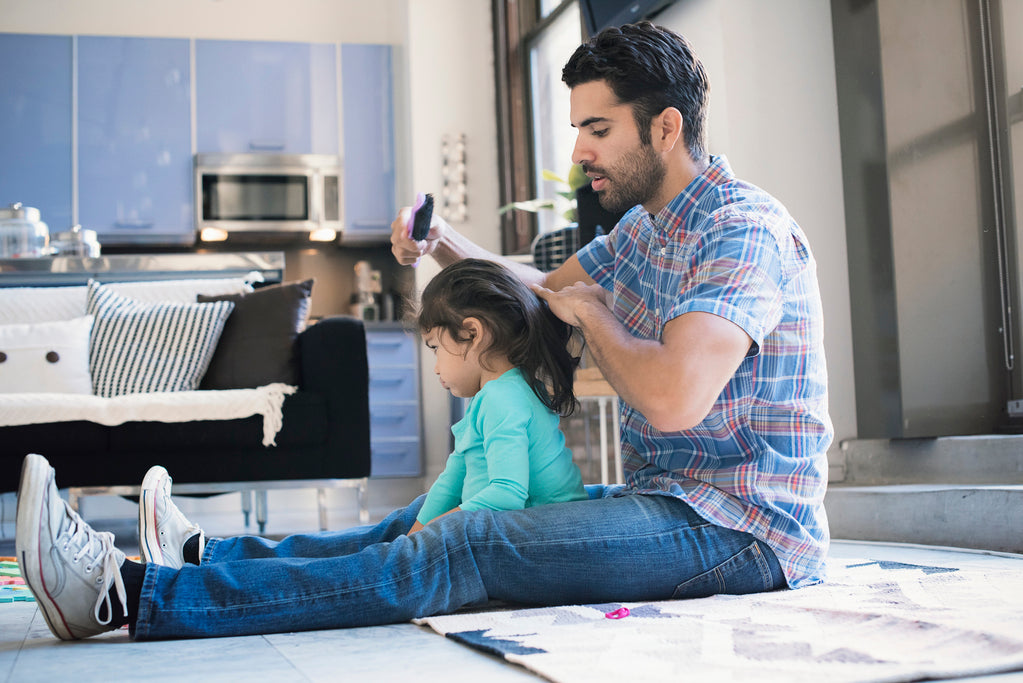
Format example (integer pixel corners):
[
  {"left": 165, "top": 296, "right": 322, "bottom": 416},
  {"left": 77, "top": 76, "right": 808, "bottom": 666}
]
[
  {"left": 113, "top": 220, "right": 154, "bottom": 230},
  {"left": 249, "top": 140, "right": 285, "bottom": 151}
]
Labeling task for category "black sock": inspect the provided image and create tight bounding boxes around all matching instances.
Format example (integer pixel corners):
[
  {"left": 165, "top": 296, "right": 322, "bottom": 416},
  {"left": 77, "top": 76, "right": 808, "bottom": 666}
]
[
  {"left": 104, "top": 559, "right": 144, "bottom": 629},
  {"left": 183, "top": 534, "right": 201, "bottom": 565}
]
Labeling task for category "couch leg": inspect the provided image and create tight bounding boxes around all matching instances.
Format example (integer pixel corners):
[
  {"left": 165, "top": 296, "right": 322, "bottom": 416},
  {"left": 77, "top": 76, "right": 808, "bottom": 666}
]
[
  {"left": 317, "top": 488, "right": 328, "bottom": 531},
  {"left": 256, "top": 489, "right": 268, "bottom": 534},
  {"left": 357, "top": 478, "right": 369, "bottom": 524},
  {"left": 240, "top": 489, "right": 253, "bottom": 528}
]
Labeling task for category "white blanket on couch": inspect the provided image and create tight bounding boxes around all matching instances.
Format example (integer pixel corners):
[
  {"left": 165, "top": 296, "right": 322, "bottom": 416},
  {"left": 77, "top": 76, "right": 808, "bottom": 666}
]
[{"left": 0, "top": 383, "right": 297, "bottom": 446}]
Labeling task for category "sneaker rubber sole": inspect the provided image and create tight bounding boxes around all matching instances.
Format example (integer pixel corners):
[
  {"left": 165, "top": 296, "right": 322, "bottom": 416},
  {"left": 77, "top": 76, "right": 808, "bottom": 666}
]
[{"left": 16, "top": 454, "right": 76, "bottom": 641}]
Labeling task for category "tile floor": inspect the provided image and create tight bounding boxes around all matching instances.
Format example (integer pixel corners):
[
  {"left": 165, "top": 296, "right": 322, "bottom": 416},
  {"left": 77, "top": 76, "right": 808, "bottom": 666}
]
[{"left": 3, "top": 529, "right": 1023, "bottom": 683}]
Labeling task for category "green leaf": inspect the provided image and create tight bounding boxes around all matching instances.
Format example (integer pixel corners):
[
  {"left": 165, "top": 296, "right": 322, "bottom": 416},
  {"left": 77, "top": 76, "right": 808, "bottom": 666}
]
[
  {"left": 541, "top": 169, "right": 568, "bottom": 185},
  {"left": 498, "top": 198, "right": 558, "bottom": 215},
  {"left": 568, "top": 163, "right": 589, "bottom": 191}
]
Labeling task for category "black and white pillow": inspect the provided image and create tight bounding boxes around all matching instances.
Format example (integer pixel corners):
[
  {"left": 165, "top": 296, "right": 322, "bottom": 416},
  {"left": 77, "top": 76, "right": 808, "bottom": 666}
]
[{"left": 87, "top": 280, "right": 235, "bottom": 397}]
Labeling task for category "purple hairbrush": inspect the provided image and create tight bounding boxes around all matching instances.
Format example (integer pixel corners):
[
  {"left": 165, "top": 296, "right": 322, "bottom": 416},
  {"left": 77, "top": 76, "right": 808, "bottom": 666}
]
[
  {"left": 406, "top": 192, "right": 433, "bottom": 267},
  {"left": 408, "top": 192, "right": 434, "bottom": 241}
]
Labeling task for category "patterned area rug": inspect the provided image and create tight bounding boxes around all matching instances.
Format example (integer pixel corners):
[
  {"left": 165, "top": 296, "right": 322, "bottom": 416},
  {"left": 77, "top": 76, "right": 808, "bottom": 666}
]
[
  {"left": 416, "top": 550, "right": 1023, "bottom": 683},
  {"left": 0, "top": 558, "right": 35, "bottom": 603}
]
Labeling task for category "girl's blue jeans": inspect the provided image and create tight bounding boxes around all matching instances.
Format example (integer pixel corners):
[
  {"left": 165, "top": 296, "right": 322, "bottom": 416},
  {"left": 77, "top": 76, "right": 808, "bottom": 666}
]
[{"left": 133, "top": 486, "right": 785, "bottom": 640}]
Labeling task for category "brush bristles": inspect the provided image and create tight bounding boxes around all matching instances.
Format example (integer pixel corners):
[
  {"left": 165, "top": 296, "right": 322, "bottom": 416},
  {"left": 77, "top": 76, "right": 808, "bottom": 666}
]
[{"left": 411, "top": 193, "right": 434, "bottom": 240}]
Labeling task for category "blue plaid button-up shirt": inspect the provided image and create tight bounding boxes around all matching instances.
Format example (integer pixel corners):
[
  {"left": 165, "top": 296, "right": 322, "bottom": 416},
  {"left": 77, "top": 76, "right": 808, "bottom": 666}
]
[{"left": 576, "top": 155, "right": 833, "bottom": 588}]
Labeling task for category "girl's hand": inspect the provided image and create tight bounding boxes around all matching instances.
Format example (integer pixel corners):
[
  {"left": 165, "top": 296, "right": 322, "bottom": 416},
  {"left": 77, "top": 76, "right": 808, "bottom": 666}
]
[
  {"left": 407, "top": 507, "right": 462, "bottom": 534},
  {"left": 530, "top": 281, "right": 610, "bottom": 327},
  {"left": 390, "top": 207, "right": 447, "bottom": 266}
]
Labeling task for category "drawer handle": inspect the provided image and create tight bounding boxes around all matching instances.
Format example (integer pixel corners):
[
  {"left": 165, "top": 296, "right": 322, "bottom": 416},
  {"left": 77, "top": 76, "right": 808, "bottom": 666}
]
[
  {"left": 373, "top": 448, "right": 408, "bottom": 457},
  {"left": 372, "top": 413, "right": 407, "bottom": 422},
  {"left": 371, "top": 378, "right": 405, "bottom": 387},
  {"left": 369, "top": 340, "right": 405, "bottom": 349}
]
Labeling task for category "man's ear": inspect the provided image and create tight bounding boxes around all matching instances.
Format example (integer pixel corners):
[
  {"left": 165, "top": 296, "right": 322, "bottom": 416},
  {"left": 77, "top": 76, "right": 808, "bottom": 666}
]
[{"left": 652, "top": 107, "right": 684, "bottom": 153}]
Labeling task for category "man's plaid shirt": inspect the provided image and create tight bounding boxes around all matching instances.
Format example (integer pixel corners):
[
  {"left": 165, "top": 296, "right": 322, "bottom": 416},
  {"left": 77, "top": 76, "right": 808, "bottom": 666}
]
[{"left": 577, "top": 155, "right": 833, "bottom": 588}]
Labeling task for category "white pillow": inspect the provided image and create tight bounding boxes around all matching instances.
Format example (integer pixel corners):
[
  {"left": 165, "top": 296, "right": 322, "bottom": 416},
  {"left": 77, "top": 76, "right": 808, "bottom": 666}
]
[
  {"left": 0, "top": 287, "right": 88, "bottom": 325},
  {"left": 87, "top": 280, "right": 235, "bottom": 397},
  {"left": 0, "top": 278, "right": 253, "bottom": 325},
  {"left": 0, "top": 315, "right": 94, "bottom": 394}
]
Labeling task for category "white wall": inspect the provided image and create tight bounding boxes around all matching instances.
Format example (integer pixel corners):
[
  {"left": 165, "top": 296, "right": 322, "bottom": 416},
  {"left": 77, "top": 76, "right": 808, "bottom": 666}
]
[
  {"left": 0, "top": 0, "right": 407, "bottom": 43},
  {"left": 402, "top": 0, "right": 501, "bottom": 484},
  {"left": 657, "top": 0, "right": 856, "bottom": 453}
]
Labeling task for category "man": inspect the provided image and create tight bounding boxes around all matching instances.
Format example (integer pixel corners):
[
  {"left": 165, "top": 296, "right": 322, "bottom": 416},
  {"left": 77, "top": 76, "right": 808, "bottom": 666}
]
[
  {"left": 17, "top": 22, "right": 829, "bottom": 642},
  {"left": 392, "top": 21, "right": 832, "bottom": 587}
]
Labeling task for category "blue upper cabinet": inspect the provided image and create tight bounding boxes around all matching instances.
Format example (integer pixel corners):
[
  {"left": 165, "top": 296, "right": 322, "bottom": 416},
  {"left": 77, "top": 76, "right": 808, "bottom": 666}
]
[
  {"left": 341, "top": 44, "right": 396, "bottom": 243},
  {"left": 196, "top": 40, "right": 339, "bottom": 155},
  {"left": 77, "top": 37, "right": 193, "bottom": 245},
  {"left": 0, "top": 34, "right": 73, "bottom": 233}
]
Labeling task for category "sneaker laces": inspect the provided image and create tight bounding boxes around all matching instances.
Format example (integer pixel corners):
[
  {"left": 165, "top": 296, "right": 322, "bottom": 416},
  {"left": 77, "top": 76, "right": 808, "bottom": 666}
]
[{"left": 65, "top": 512, "right": 127, "bottom": 626}]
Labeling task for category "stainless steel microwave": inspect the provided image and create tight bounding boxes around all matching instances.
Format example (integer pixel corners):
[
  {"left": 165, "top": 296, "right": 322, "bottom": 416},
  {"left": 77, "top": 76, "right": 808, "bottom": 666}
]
[{"left": 194, "top": 154, "right": 343, "bottom": 241}]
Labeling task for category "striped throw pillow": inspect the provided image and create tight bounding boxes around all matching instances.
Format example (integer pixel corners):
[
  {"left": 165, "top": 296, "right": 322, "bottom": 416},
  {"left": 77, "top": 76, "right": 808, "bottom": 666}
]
[{"left": 87, "top": 280, "right": 235, "bottom": 397}]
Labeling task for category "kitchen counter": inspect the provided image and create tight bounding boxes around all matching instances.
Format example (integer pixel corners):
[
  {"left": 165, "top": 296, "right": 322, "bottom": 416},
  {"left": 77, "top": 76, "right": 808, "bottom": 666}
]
[{"left": 0, "top": 252, "right": 284, "bottom": 287}]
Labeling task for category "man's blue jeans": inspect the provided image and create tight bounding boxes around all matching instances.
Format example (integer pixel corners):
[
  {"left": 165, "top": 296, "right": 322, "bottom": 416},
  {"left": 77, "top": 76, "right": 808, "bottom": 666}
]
[{"left": 133, "top": 487, "right": 785, "bottom": 640}]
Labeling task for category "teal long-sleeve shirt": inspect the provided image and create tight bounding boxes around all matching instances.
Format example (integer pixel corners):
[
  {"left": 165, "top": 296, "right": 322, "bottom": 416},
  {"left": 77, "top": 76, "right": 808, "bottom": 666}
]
[{"left": 416, "top": 368, "right": 588, "bottom": 525}]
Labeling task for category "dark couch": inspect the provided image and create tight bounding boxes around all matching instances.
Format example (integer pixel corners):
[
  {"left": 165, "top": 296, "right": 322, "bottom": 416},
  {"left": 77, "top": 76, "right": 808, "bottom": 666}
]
[{"left": 0, "top": 316, "right": 371, "bottom": 517}]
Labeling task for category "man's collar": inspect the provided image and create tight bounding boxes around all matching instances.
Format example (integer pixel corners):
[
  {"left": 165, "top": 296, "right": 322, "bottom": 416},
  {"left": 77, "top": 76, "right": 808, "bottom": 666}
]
[{"left": 650, "top": 155, "right": 731, "bottom": 232}]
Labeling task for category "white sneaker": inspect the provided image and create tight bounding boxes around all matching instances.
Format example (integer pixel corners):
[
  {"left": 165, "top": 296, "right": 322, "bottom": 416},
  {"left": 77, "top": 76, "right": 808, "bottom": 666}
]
[
  {"left": 16, "top": 453, "right": 128, "bottom": 640},
  {"left": 139, "top": 465, "right": 204, "bottom": 569}
]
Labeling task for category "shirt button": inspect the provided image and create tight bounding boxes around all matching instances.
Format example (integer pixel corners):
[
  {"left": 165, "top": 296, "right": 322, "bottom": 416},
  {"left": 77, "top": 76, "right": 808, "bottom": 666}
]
[
  {"left": 655, "top": 308, "right": 661, "bottom": 317},
  {"left": 659, "top": 247, "right": 666, "bottom": 256}
]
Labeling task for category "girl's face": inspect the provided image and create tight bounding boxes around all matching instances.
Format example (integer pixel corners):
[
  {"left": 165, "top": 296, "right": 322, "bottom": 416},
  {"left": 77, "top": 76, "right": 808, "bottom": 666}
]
[{"left": 423, "top": 326, "right": 483, "bottom": 399}]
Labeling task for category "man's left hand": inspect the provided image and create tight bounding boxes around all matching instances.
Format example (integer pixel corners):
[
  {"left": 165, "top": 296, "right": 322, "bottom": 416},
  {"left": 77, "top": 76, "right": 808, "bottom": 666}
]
[{"left": 531, "top": 281, "right": 609, "bottom": 327}]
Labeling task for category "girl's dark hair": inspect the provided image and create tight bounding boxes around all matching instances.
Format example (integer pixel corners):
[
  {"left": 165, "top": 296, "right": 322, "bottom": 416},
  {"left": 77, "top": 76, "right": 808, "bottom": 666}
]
[
  {"left": 416, "top": 259, "right": 579, "bottom": 416},
  {"left": 562, "top": 21, "right": 710, "bottom": 161}
]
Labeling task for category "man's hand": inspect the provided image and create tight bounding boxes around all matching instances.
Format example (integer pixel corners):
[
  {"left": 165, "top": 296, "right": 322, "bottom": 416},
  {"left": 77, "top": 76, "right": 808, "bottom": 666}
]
[
  {"left": 531, "top": 281, "right": 609, "bottom": 327},
  {"left": 390, "top": 207, "right": 447, "bottom": 266}
]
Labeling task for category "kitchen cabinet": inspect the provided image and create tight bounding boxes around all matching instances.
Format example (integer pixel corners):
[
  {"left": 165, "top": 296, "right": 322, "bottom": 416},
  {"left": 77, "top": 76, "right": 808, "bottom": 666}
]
[
  {"left": 340, "top": 44, "right": 396, "bottom": 243},
  {"left": 0, "top": 34, "right": 73, "bottom": 233},
  {"left": 77, "top": 37, "right": 193, "bottom": 245},
  {"left": 366, "top": 326, "right": 422, "bottom": 477},
  {"left": 196, "top": 40, "right": 339, "bottom": 155},
  {"left": 0, "top": 34, "right": 398, "bottom": 247}
]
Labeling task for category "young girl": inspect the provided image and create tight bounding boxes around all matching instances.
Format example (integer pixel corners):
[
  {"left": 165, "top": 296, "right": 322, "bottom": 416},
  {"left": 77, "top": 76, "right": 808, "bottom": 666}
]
[{"left": 409, "top": 258, "right": 587, "bottom": 532}]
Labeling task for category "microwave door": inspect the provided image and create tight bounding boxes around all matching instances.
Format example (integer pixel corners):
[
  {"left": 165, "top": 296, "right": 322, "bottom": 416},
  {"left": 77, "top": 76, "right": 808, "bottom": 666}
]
[{"left": 201, "top": 172, "right": 315, "bottom": 232}]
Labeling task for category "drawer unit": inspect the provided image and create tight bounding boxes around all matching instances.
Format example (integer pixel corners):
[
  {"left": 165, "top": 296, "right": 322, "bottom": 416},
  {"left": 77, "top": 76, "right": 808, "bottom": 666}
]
[
  {"left": 366, "top": 330, "right": 416, "bottom": 366},
  {"left": 369, "top": 367, "right": 418, "bottom": 403},
  {"left": 369, "top": 440, "right": 422, "bottom": 480},
  {"left": 370, "top": 403, "right": 421, "bottom": 440},
  {"left": 365, "top": 326, "right": 422, "bottom": 477}
]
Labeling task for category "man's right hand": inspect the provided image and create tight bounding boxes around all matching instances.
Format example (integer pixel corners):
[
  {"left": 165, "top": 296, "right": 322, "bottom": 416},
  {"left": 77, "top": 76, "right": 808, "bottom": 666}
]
[{"left": 390, "top": 207, "right": 446, "bottom": 266}]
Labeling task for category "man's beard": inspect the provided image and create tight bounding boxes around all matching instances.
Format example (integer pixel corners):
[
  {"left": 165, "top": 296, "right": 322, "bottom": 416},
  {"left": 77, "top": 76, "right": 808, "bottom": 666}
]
[{"left": 585, "top": 143, "right": 666, "bottom": 215}]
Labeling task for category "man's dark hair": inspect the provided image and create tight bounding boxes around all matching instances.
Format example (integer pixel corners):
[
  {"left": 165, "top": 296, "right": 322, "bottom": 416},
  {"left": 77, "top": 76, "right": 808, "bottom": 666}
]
[{"left": 562, "top": 21, "right": 709, "bottom": 160}]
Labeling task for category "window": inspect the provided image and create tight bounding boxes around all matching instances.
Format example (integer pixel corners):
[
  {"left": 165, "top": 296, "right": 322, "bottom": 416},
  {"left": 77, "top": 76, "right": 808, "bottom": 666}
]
[
  {"left": 528, "top": 2, "right": 582, "bottom": 235},
  {"left": 492, "top": 0, "right": 583, "bottom": 253}
]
